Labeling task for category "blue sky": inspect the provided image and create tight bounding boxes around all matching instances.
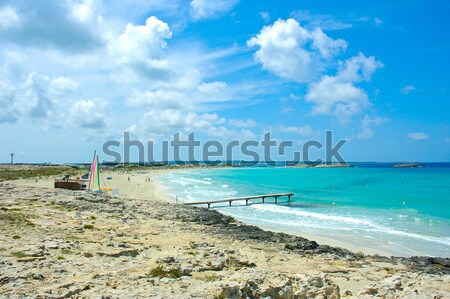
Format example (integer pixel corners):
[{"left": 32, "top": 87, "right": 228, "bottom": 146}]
[{"left": 0, "top": 0, "right": 449, "bottom": 163}]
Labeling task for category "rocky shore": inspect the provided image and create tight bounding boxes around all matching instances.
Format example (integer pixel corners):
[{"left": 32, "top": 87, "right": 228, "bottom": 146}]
[{"left": 0, "top": 182, "right": 449, "bottom": 298}]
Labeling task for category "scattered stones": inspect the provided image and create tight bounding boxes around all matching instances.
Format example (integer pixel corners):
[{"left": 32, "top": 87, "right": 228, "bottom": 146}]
[
  {"left": 17, "top": 256, "right": 46, "bottom": 263},
  {"left": 218, "top": 285, "right": 241, "bottom": 299},
  {"left": 189, "top": 241, "right": 210, "bottom": 248},
  {"left": 158, "top": 256, "right": 175, "bottom": 264},
  {"left": 96, "top": 249, "right": 139, "bottom": 258},
  {"left": 1, "top": 181, "right": 448, "bottom": 298},
  {"left": 44, "top": 241, "right": 60, "bottom": 249},
  {"left": 32, "top": 274, "right": 44, "bottom": 280}
]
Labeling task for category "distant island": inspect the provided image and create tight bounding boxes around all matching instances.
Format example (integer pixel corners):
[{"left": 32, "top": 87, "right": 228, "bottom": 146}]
[
  {"left": 287, "top": 163, "right": 351, "bottom": 168},
  {"left": 392, "top": 163, "right": 425, "bottom": 168}
]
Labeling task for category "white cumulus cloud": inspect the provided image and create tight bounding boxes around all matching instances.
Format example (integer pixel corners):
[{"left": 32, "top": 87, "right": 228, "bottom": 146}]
[
  {"left": 115, "top": 16, "right": 172, "bottom": 62},
  {"left": 0, "top": 0, "right": 104, "bottom": 52},
  {"left": 140, "top": 109, "right": 225, "bottom": 135},
  {"left": 229, "top": 119, "right": 257, "bottom": 128},
  {"left": 259, "top": 11, "right": 270, "bottom": 23},
  {"left": 0, "top": 5, "right": 21, "bottom": 29},
  {"left": 279, "top": 125, "right": 313, "bottom": 136},
  {"left": 247, "top": 18, "right": 347, "bottom": 83},
  {"left": 0, "top": 80, "right": 18, "bottom": 123},
  {"left": 407, "top": 132, "right": 429, "bottom": 140},
  {"left": 190, "top": 0, "right": 239, "bottom": 21},
  {"left": 306, "top": 53, "right": 383, "bottom": 122},
  {"left": 357, "top": 114, "right": 387, "bottom": 139},
  {"left": 67, "top": 99, "right": 109, "bottom": 129},
  {"left": 401, "top": 85, "right": 416, "bottom": 95}
]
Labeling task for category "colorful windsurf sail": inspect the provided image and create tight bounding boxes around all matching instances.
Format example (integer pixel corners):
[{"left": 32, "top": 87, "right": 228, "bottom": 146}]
[{"left": 89, "top": 151, "right": 100, "bottom": 189}]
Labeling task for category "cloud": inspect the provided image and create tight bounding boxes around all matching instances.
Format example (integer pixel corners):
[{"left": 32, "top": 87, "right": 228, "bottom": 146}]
[
  {"left": 0, "top": 2, "right": 266, "bottom": 149},
  {"left": 133, "top": 108, "right": 258, "bottom": 140},
  {"left": 337, "top": 52, "right": 384, "bottom": 82},
  {"left": 67, "top": 99, "right": 109, "bottom": 129},
  {"left": 23, "top": 72, "right": 55, "bottom": 119},
  {"left": 115, "top": 16, "right": 172, "bottom": 62},
  {"left": 407, "top": 132, "right": 429, "bottom": 140},
  {"left": 354, "top": 16, "right": 384, "bottom": 27},
  {"left": 290, "top": 10, "right": 352, "bottom": 31},
  {"left": 229, "top": 119, "right": 257, "bottom": 128},
  {"left": 281, "top": 106, "right": 294, "bottom": 114},
  {"left": 0, "top": 0, "right": 104, "bottom": 52},
  {"left": 139, "top": 109, "right": 225, "bottom": 135},
  {"left": 50, "top": 77, "right": 80, "bottom": 95},
  {"left": 0, "top": 67, "right": 109, "bottom": 131},
  {"left": 305, "top": 53, "right": 383, "bottom": 122},
  {"left": 22, "top": 73, "right": 80, "bottom": 121},
  {"left": 309, "top": 29, "right": 347, "bottom": 59},
  {"left": 259, "top": 11, "right": 270, "bottom": 23},
  {"left": 247, "top": 18, "right": 347, "bottom": 83},
  {"left": 0, "top": 80, "right": 18, "bottom": 123},
  {"left": 248, "top": 19, "right": 382, "bottom": 122},
  {"left": 127, "top": 89, "right": 189, "bottom": 110},
  {"left": 0, "top": 5, "right": 21, "bottom": 29},
  {"left": 190, "top": 0, "right": 239, "bottom": 21},
  {"left": 374, "top": 18, "right": 383, "bottom": 26},
  {"left": 401, "top": 85, "right": 416, "bottom": 95},
  {"left": 357, "top": 114, "right": 387, "bottom": 139},
  {"left": 279, "top": 125, "right": 313, "bottom": 136},
  {"left": 306, "top": 76, "right": 370, "bottom": 121}
]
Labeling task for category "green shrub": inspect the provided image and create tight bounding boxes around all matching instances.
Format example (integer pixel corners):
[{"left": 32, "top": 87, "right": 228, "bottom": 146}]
[
  {"left": 12, "top": 251, "right": 27, "bottom": 258},
  {"left": 60, "top": 249, "right": 73, "bottom": 255},
  {"left": 148, "top": 265, "right": 165, "bottom": 277},
  {"left": 147, "top": 265, "right": 184, "bottom": 278}
]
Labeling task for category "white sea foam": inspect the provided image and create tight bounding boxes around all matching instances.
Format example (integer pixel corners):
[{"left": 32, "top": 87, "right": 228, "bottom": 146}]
[
  {"left": 252, "top": 204, "right": 375, "bottom": 226},
  {"left": 179, "top": 177, "right": 212, "bottom": 185},
  {"left": 367, "top": 226, "right": 450, "bottom": 246},
  {"left": 251, "top": 204, "right": 450, "bottom": 246},
  {"left": 231, "top": 214, "right": 353, "bottom": 231}
]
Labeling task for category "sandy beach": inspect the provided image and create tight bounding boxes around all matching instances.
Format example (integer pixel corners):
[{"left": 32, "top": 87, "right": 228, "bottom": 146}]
[
  {"left": 0, "top": 166, "right": 449, "bottom": 298},
  {"left": 10, "top": 169, "right": 403, "bottom": 257}
]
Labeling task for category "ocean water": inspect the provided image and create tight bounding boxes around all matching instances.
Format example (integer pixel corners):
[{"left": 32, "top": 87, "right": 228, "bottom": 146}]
[{"left": 157, "top": 164, "right": 450, "bottom": 257}]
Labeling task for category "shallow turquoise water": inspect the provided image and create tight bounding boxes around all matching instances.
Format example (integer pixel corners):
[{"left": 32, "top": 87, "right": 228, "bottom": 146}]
[{"left": 158, "top": 165, "right": 450, "bottom": 257}]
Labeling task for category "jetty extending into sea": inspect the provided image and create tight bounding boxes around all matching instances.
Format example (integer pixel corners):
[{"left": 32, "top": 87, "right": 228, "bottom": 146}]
[{"left": 183, "top": 192, "right": 294, "bottom": 208}]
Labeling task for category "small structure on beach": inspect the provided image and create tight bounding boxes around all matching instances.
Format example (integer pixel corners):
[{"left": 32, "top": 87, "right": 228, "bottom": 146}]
[
  {"left": 54, "top": 177, "right": 87, "bottom": 190},
  {"left": 54, "top": 151, "right": 114, "bottom": 192}
]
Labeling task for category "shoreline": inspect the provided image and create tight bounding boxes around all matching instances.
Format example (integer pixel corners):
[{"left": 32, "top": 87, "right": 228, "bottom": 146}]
[
  {"left": 1, "top": 172, "right": 448, "bottom": 297},
  {"left": 12, "top": 166, "right": 444, "bottom": 258},
  {"left": 152, "top": 168, "right": 443, "bottom": 258}
]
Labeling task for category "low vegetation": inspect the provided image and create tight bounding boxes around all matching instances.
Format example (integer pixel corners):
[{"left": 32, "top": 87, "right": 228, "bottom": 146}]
[
  {"left": 198, "top": 274, "right": 221, "bottom": 282},
  {"left": 147, "top": 265, "right": 184, "bottom": 279},
  {"left": 11, "top": 251, "right": 27, "bottom": 258},
  {"left": 0, "top": 165, "right": 82, "bottom": 182},
  {"left": 0, "top": 208, "right": 36, "bottom": 227}
]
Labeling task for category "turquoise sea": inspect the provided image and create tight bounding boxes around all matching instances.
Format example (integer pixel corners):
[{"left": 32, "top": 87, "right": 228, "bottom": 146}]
[{"left": 157, "top": 163, "right": 450, "bottom": 257}]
